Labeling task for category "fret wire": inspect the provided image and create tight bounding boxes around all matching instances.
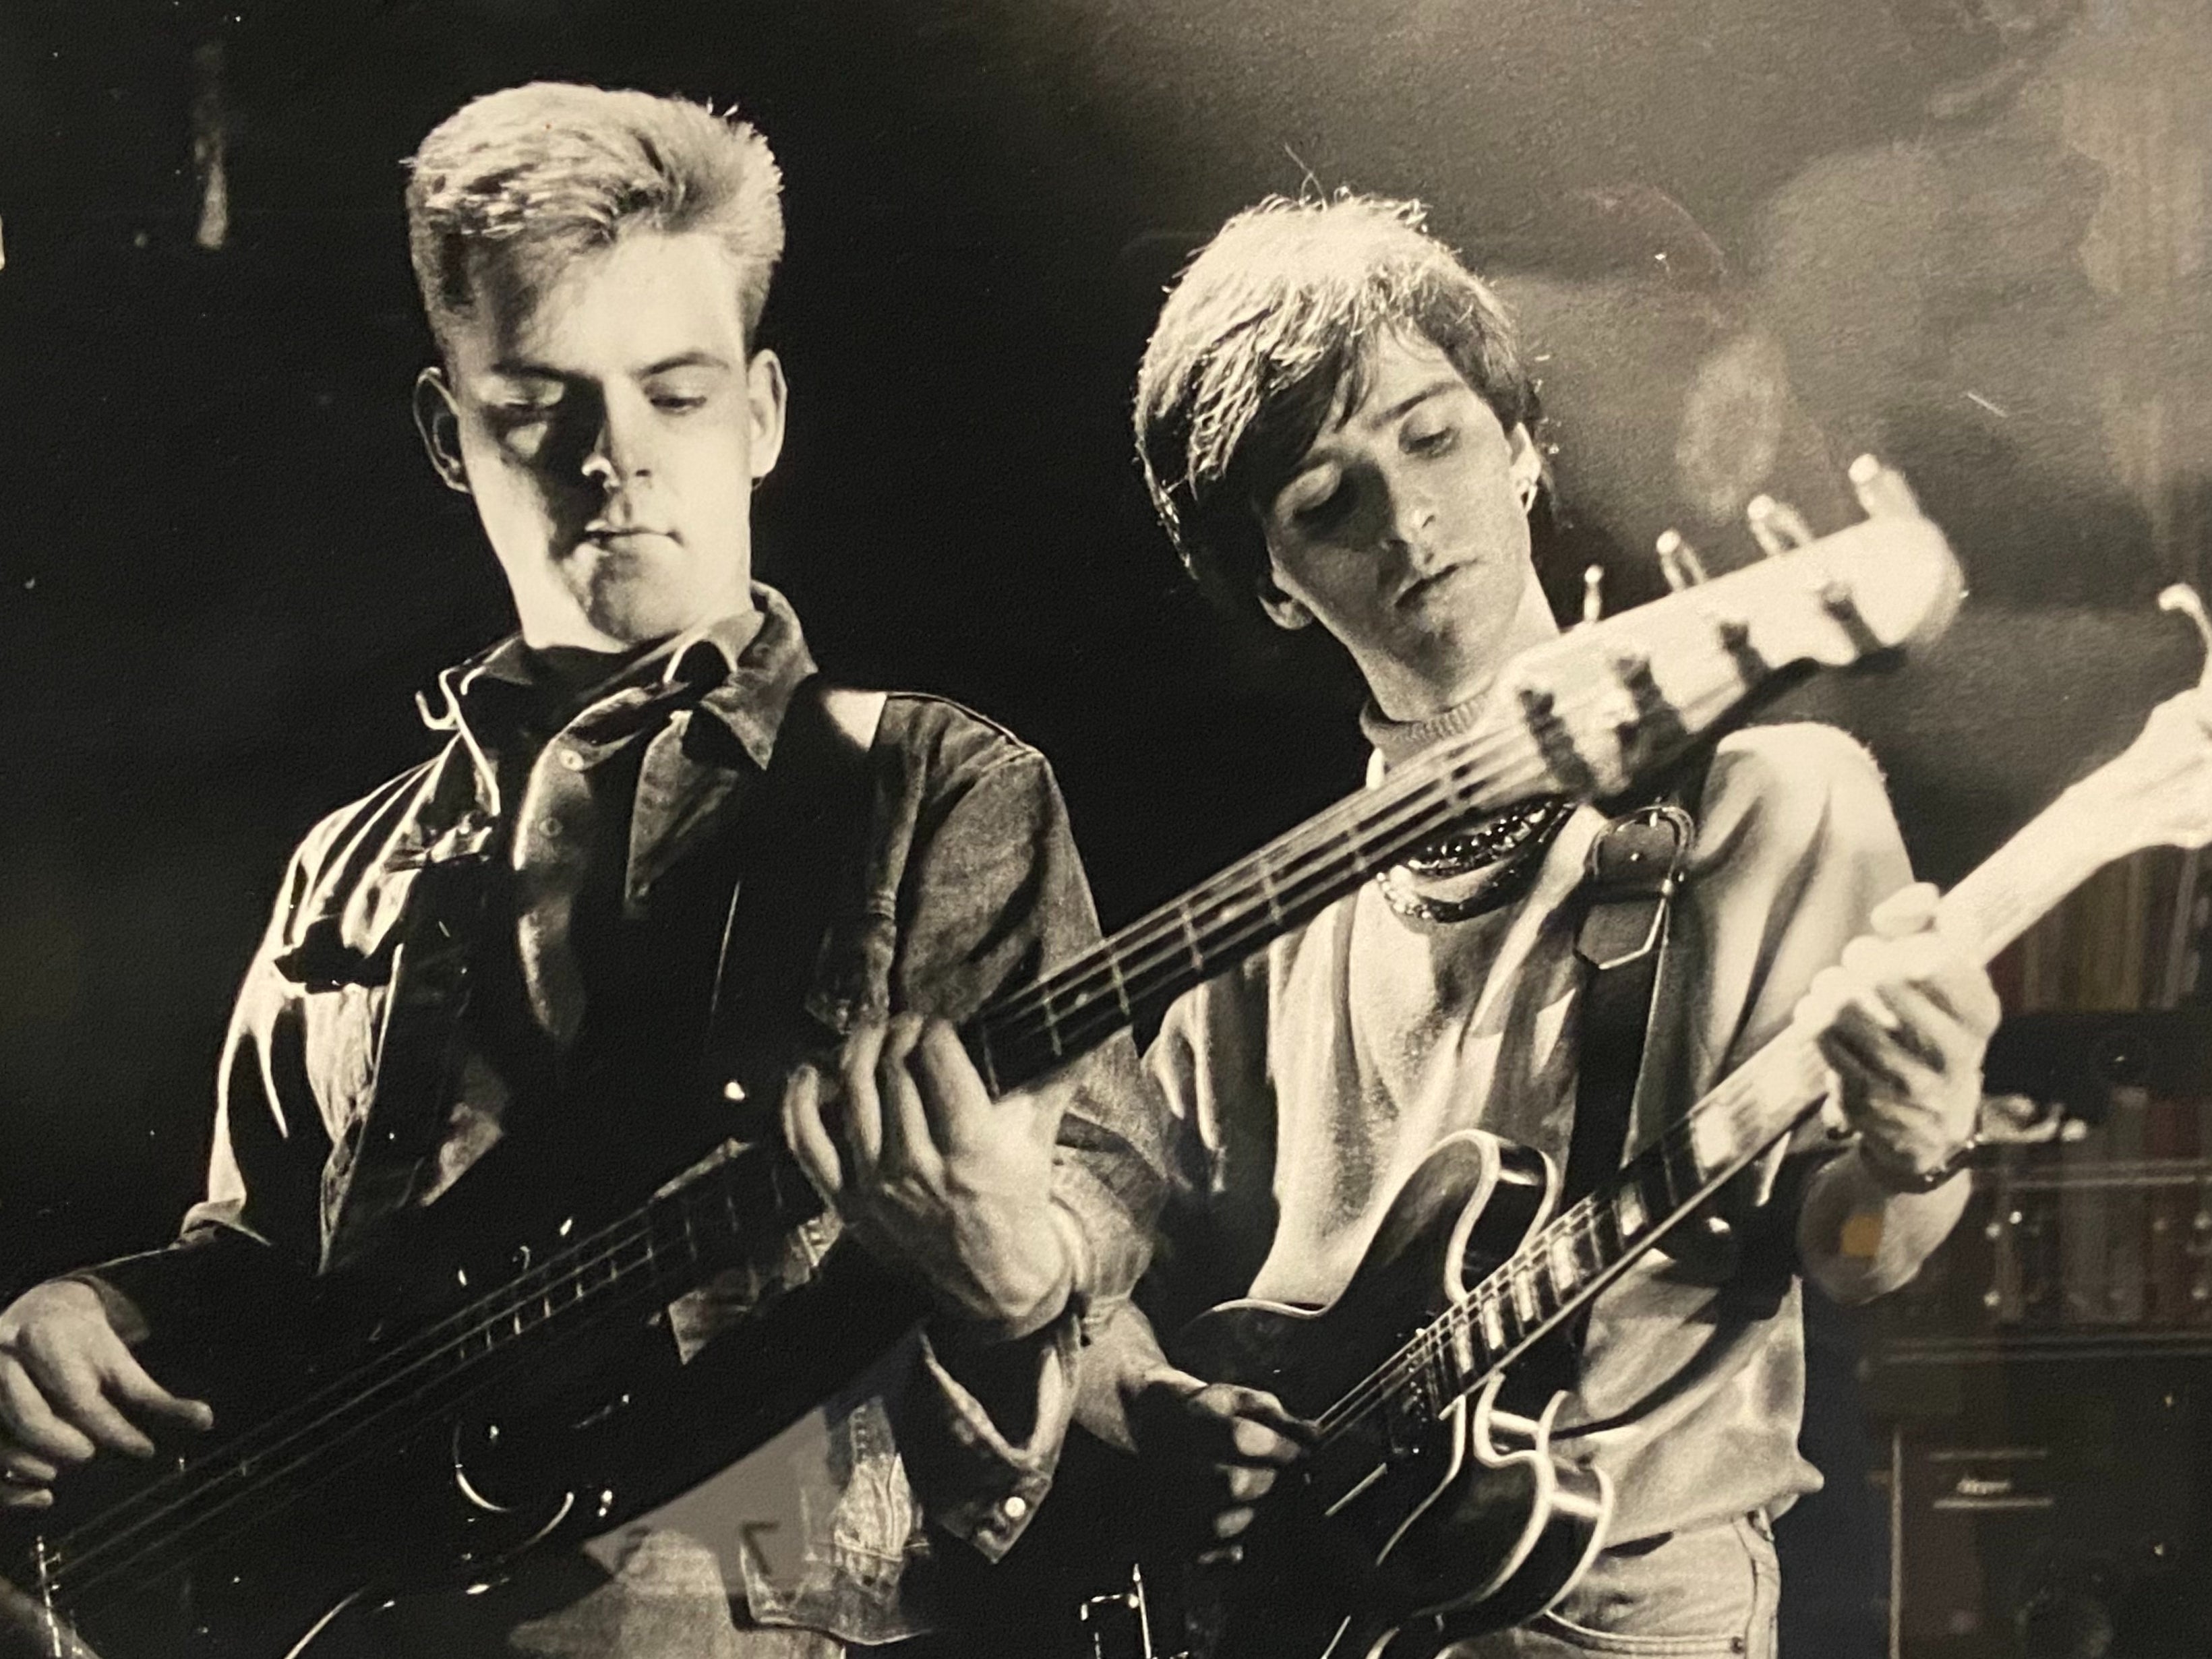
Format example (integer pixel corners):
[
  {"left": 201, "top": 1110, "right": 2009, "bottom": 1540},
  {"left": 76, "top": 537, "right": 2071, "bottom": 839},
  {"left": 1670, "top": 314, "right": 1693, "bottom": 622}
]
[
  {"left": 974, "top": 715, "right": 1570, "bottom": 1062},
  {"left": 980, "top": 633, "right": 1764, "bottom": 1064},
  {"left": 986, "top": 775, "right": 1476, "bottom": 1062}
]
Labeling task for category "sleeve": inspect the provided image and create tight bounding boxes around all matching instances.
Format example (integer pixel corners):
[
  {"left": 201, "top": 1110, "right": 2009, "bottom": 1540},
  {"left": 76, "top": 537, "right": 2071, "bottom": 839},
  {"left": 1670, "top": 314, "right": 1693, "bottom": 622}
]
[
  {"left": 71, "top": 829, "right": 335, "bottom": 1343},
  {"left": 1130, "top": 955, "right": 1283, "bottom": 1333},
  {"left": 1642, "top": 723, "right": 1915, "bottom": 1230},
  {"left": 875, "top": 727, "right": 1172, "bottom": 1559}
]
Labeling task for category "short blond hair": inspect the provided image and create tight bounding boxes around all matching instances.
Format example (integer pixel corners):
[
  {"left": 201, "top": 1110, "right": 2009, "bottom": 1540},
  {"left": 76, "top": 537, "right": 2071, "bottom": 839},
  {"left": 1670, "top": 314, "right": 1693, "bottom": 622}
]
[{"left": 405, "top": 82, "right": 784, "bottom": 352}]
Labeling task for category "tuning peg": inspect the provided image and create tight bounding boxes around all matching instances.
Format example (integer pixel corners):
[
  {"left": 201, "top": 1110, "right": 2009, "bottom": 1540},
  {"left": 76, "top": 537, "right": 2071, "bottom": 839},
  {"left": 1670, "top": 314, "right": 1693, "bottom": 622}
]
[
  {"left": 1848, "top": 454, "right": 1925, "bottom": 520},
  {"left": 1655, "top": 530, "right": 1708, "bottom": 591},
  {"left": 2159, "top": 584, "right": 2212, "bottom": 686},
  {"left": 1582, "top": 564, "right": 1605, "bottom": 626},
  {"left": 1745, "top": 494, "right": 1818, "bottom": 558}
]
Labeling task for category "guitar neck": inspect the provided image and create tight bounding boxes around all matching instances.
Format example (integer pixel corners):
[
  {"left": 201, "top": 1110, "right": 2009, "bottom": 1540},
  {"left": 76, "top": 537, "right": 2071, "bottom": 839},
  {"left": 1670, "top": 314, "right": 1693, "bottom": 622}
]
[
  {"left": 964, "top": 729, "right": 1562, "bottom": 1091},
  {"left": 1326, "top": 772, "right": 2149, "bottom": 1444},
  {"left": 965, "top": 504, "right": 1961, "bottom": 1094}
]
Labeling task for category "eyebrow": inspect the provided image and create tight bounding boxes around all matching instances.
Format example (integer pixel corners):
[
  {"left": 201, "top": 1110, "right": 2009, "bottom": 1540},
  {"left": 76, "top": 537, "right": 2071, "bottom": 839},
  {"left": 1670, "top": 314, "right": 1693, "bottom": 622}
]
[
  {"left": 1359, "top": 378, "right": 1464, "bottom": 431},
  {"left": 1285, "top": 375, "right": 1466, "bottom": 486},
  {"left": 639, "top": 351, "right": 732, "bottom": 377},
  {"left": 481, "top": 350, "right": 733, "bottom": 380}
]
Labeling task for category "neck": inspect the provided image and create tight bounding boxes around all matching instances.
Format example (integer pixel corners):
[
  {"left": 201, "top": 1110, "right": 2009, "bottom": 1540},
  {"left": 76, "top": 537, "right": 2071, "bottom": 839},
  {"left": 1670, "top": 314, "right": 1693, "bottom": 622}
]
[{"left": 1362, "top": 568, "right": 1561, "bottom": 727}]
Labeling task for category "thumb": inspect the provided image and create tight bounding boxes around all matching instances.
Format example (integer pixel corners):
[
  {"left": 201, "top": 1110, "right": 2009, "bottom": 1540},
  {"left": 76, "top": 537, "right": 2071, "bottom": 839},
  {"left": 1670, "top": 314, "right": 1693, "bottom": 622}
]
[{"left": 1867, "top": 880, "right": 1940, "bottom": 940}]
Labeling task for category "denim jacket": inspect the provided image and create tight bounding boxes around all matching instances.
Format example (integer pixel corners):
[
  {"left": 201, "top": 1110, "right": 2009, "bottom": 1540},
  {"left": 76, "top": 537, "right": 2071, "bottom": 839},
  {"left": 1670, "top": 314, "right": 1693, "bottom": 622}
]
[{"left": 85, "top": 585, "right": 1164, "bottom": 1643}]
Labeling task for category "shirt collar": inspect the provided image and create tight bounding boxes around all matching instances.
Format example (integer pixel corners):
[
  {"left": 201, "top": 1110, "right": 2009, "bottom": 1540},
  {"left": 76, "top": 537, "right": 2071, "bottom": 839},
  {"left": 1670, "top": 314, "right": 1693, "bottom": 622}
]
[{"left": 419, "top": 582, "right": 817, "bottom": 774}]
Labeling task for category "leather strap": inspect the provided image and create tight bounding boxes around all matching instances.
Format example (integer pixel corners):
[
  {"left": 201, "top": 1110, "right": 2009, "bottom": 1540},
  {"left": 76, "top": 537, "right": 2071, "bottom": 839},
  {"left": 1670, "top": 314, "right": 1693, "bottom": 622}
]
[{"left": 1561, "top": 801, "right": 1698, "bottom": 1207}]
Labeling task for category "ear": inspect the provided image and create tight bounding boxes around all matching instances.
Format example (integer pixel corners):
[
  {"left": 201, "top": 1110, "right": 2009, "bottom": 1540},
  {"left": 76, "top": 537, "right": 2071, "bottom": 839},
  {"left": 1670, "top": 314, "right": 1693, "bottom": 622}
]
[
  {"left": 1507, "top": 421, "right": 1542, "bottom": 510},
  {"left": 413, "top": 367, "right": 471, "bottom": 496},
  {"left": 1254, "top": 568, "right": 1315, "bottom": 632},
  {"left": 745, "top": 349, "right": 789, "bottom": 482}
]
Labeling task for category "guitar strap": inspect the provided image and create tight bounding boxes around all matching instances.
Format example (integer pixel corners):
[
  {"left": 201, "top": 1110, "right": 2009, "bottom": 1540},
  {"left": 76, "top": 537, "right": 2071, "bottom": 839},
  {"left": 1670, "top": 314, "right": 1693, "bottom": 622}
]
[
  {"left": 697, "top": 675, "right": 889, "bottom": 1134},
  {"left": 1561, "top": 750, "right": 1712, "bottom": 1211}
]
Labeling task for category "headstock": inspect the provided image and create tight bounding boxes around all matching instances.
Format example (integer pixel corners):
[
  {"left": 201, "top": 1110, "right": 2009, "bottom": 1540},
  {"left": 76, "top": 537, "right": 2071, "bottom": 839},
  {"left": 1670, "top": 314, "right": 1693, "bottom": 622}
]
[
  {"left": 2064, "top": 586, "right": 2212, "bottom": 863},
  {"left": 1488, "top": 456, "right": 1963, "bottom": 798}
]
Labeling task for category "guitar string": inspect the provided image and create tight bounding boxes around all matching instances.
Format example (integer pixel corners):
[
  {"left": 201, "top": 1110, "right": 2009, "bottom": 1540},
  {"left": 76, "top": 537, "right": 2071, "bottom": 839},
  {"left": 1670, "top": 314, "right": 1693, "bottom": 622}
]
[
  {"left": 1308, "top": 786, "right": 2066, "bottom": 1447},
  {"left": 44, "top": 622, "right": 1824, "bottom": 1598},
  {"left": 978, "top": 645, "right": 1686, "bottom": 1044},
  {"left": 970, "top": 547, "right": 1857, "bottom": 1063},
  {"left": 45, "top": 681, "right": 1619, "bottom": 1590},
  {"left": 1311, "top": 1044, "right": 1822, "bottom": 1447},
  {"left": 970, "top": 540, "right": 1868, "bottom": 1058},
  {"left": 38, "top": 671, "right": 1686, "bottom": 1599},
  {"left": 1312, "top": 1076, "right": 1767, "bottom": 1443},
  {"left": 41, "top": 1172, "right": 749, "bottom": 1596},
  {"left": 973, "top": 671, "right": 1652, "bottom": 1068}
]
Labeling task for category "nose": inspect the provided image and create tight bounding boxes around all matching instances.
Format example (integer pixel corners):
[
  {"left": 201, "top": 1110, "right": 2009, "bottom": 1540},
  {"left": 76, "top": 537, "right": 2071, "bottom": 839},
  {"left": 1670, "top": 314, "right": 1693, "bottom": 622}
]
[
  {"left": 1383, "top": 473, "right": 1439, "bottom": 560},
  {"left": 580, "top": 402, "right": 651, "bottom": 491}
]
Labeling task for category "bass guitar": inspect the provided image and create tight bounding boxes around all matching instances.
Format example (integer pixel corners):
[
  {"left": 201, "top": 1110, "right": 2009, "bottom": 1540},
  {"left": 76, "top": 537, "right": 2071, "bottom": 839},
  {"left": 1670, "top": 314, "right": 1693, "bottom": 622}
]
[
  {"left": 0, "top": 466, "right": 1959, "bottom": 1659},
  {"left": 1144, "top": 586, "right": 2212, "bottom": 1659}
]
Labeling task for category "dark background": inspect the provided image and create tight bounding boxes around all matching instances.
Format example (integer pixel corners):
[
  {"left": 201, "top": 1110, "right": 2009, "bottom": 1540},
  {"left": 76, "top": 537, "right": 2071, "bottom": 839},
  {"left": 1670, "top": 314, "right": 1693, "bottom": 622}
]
[{"left": 2, "top": 0, "right": 2209, "bottom": 1650}]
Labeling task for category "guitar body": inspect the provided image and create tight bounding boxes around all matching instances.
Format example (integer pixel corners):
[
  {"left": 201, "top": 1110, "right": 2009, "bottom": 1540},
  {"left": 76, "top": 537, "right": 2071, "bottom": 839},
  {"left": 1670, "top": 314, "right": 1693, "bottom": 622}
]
[
  {"left": 1167, "top": 1131, "right": 1611, "bottom": 1659},
  {"left": 0, "top": 1130, "right": 925, "bottom": 1659}
]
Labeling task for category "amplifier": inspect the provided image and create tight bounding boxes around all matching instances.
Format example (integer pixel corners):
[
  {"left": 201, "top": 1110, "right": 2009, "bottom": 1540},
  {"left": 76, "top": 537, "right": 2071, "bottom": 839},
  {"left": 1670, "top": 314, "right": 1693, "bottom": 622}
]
[{"left": 1892, "top": 1363, "right": 2212, "bottom": 1658}]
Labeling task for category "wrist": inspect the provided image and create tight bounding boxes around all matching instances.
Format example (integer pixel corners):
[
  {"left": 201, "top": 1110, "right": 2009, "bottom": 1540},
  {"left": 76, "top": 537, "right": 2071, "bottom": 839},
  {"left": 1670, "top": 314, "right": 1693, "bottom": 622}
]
[
  {"left": 1855, "top": 1132, "right": 1977, "bottom": 1195},
  {"left": 953, "top": 1204, "right": 1082, "bottom": 1344}
]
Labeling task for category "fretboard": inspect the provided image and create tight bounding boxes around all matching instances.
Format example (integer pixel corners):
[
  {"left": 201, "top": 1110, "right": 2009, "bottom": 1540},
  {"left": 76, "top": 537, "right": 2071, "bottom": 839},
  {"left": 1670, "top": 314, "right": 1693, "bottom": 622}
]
[
  {"left": 36, "top": 1137, "right": 820, "bottom": 1611},
  {"left": 1319, "top": 781, "right": 2127, "bottom": 1447},
  {"left": 967, "top": 718, "right": 1566, "bottom": 1092}
]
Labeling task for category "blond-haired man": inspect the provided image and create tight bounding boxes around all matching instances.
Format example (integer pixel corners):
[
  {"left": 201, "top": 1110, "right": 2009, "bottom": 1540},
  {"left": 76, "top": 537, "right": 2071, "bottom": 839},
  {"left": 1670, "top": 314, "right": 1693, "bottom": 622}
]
[{"left": 0, "top": 83, "right": 1160, "bottom": 1658}]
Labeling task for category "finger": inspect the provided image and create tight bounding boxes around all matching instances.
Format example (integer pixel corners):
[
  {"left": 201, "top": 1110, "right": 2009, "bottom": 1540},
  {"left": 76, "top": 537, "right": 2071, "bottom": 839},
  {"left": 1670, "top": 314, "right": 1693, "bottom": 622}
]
[
  {"left": 1837, "top": 929, "right": 1983, "bottom": 1027},
  {"left": 837, "top": 1021, "right": 889, "bottom": 1180},
  {"left": 55, "top": 1377, "right": 158, "bottom": 1460},
  {"left": 0, "top": 1364, "right": 98, "bottom": 1466},
  {"left": 1894, "top": 947, "right": 2002, "bottom": 1039},
  {"left": 1820, "top": 1000, "right": 1944, "bottom": 1099},
  {"left": 1223, "top": 1386, "right": 1317, "bottom": 1447},
  {"left": 1222, "top": 1463, "right": 1278, "bottom": 1503},
  {"left": 782, "top": 1062, "right": 847, "bottom": 1202},
  {"left": 1867, "top": 881, "right": 1940, "bottom": 939},
  {"left": 1210, "top": 1505, "right": 1257, "bottom": 1544},
  {"left": 28, "top": 1341, "right": 160, "bottom": 1459},
  {"left": 0, "top": 1445, "right": 58, "bottom": 1485},
  {"left": 911, "top": 1019, "right": 1004, "bottom": 1153},
  {"left": 1226, "top": 1414, "right": 1307, "bottom": 1467},
  {"left": 873, "top": 1013, "right": 935, "bottom": 1176},
  {"left": 1864, "top": 975, "right": 1993, "bottom": 1072},
  {"left": 102, "top": 1346, "right": 214, "bottom": 1435},
  {"left": 0, "top": 1470, "right": 53, "bottom": 1511}
]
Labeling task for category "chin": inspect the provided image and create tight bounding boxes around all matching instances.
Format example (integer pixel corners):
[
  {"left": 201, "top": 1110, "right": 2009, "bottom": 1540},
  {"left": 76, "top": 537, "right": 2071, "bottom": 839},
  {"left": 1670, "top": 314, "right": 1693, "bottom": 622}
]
[{"left": 589, "top": 574, "right": 755, "bottom": 647}]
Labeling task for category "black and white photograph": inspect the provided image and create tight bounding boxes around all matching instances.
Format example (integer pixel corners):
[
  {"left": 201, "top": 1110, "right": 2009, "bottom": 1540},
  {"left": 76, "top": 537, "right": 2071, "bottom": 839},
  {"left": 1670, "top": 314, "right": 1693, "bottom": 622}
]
[{"left": 2, "top": 2, "right": 2209, "bottom": 1656}]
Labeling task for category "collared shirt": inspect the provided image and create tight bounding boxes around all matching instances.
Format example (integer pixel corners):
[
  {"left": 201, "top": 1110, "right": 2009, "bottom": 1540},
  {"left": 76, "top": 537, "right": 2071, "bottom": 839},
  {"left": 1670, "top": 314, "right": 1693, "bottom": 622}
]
[{"left": 87, "top": 584, "right": 1166, "bottom": 1643}]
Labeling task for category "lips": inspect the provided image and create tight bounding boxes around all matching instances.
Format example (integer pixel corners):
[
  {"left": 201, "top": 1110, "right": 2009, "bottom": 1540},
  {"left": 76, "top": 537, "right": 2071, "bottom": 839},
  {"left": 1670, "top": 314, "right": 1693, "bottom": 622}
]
[
  {"left": 1398, "top": 562, "right": 1470, "bottom": 607},
  {"left": 583, "top": 524, "right": 676, "bottom": 545}
]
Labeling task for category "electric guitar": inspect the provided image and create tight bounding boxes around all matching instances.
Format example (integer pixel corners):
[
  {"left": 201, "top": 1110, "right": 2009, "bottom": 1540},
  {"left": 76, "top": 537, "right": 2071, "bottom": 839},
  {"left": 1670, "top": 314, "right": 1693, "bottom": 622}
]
[
  {"left": 1140, "top": 587, "right": 2212, "bottom": 1659},
  {"left": 0, "top": 466, "right": 1960, "bottom": 1659}
]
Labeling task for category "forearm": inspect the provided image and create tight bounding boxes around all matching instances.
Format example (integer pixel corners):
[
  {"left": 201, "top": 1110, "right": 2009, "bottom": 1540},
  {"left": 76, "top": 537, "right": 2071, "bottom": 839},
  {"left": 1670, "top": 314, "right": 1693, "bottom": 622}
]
[
  {"left": 67, "top": 1219, "right": 297, "bottom": 1347},
  {"left": 1798, "top": 1144, "right": 1973, "bottom": 1304}
]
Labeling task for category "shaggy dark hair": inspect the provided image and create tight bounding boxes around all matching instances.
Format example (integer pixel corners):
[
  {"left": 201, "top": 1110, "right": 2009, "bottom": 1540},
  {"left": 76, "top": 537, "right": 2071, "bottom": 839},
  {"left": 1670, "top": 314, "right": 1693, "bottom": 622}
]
[{"left": 1135, "top": 194, "right": 1536, "bottom": 624}]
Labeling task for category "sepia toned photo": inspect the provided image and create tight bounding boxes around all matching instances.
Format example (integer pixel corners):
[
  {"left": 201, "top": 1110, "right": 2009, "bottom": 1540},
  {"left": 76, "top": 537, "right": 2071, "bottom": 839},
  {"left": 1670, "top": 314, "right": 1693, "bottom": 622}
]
[{"left": 2, "top": 3, "right": 2209, "bottom": 1656}]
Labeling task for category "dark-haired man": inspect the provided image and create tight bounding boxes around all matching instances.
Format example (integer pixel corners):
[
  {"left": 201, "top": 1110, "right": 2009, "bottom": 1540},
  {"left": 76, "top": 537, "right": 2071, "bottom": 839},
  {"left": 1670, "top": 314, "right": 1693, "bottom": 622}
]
[
  {"left": 1080, "top": 194, "right": 1996, "bottom": 1656},
  {"left": 0, "top": 82, "right": 1160, "bottom": 1658}
]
